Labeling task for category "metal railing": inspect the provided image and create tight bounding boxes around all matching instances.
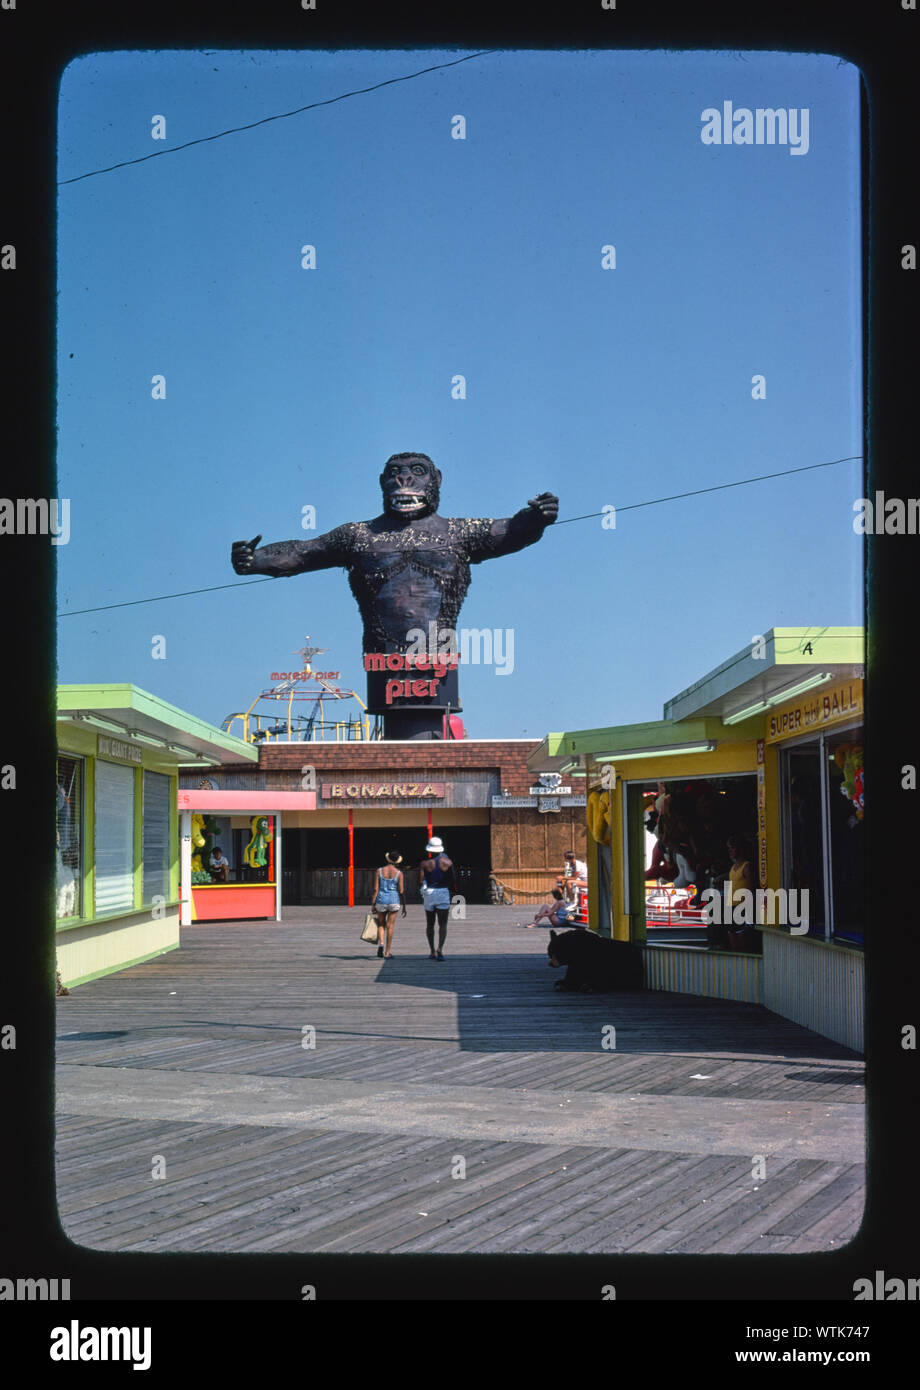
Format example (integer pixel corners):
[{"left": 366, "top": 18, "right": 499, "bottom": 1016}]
[
  {"left": 221, "top": 710, "right": 374, "bottom": 743},
  {"left": 570, "top": 886, "right": 589, "bottom": 925},
  {"left": 644, "top": 884, "right": 706, "bottom": 928},
  {"left": 281, "top": 866, "right": 492, "bottom": 906}
]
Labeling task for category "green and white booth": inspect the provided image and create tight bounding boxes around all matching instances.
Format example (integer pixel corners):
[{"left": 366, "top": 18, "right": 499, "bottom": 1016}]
[{"left": 56, "top": 685, "right": 257, "bottom": 989}]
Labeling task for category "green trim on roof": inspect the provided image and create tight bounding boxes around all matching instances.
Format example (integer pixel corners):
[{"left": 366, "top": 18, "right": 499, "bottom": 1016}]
[
  {"left": 665, "top": 627, "right": 864, "bottom": 718},
  {"left": 57, "top": 684, "right": 258, "bottom": 761},
  {"left": 561, "top": 717, "right": 744, "bottom": 757}
]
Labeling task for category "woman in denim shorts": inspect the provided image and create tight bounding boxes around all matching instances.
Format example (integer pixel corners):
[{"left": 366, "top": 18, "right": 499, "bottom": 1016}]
[{"left": 372, "top": 852, "right": 406, "bottom": 958}]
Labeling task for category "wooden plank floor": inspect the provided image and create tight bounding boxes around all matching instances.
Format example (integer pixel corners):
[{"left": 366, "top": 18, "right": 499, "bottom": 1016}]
[{"left": 55, "top": 907, "right": 864, "bottom": 1254}]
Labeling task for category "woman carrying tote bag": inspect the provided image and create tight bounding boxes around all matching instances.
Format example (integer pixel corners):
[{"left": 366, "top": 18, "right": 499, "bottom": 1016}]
[{"left": 370, "top": 852, "right": 406, "bottom": 959}]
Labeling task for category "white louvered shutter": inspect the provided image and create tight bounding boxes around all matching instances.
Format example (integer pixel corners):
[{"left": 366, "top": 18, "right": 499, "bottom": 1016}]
[
  {"left": 142, "top": 771, "right": 171, "bottom": 904},
  {"left": 94, "top": 760, "right": 136, "bottom": 914}
]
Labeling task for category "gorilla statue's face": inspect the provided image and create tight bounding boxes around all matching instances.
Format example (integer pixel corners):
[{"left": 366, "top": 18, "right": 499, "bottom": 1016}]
[{"left": 379, "top": 454, "right": 441, "bottom": 519}]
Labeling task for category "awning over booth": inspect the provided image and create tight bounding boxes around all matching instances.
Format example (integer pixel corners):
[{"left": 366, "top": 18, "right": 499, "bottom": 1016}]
[
  {"left": 178, "top": 790, "right": 316, "bottom": 811},
  {"left": 663, "top": 627, "right": 864, "bottom": 724},
  {"left": 528, "top": 627, "right": 865, "bottom": 774},
  {"left": 529, "top": 718, "right": 741, "bottom": 775},
  {"left": 57, "top": 684, "right": 258, "bottom": 767}
]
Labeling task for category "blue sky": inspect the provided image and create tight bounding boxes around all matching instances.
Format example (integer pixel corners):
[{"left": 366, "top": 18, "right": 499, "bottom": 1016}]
[{"left": 56, "top": 48, "right": 863, "bottom": 739}]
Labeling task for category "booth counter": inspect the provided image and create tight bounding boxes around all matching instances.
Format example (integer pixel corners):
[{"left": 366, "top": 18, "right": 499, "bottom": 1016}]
[{"left": 190, "top": 881, "right": 278, "bottom": 921}]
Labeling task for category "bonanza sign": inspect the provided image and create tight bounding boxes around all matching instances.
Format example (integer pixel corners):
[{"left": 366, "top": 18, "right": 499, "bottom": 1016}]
[{"left": 321, "top": 782, "right": 446, "bottom": 800}]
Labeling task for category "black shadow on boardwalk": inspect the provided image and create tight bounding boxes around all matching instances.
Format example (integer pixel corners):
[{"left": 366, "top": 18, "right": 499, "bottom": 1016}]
[{"left": 58, "top": 910, "right": 862, "bottom": 1064}]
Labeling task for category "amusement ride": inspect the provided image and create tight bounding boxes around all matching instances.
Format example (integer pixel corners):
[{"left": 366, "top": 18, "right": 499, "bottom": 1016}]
[{"left": 221, "top": 638, "right": 380, "bottom": 744}]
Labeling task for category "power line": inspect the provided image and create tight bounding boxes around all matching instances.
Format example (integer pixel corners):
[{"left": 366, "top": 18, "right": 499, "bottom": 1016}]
[
  {"left": 555, "top": 455, "right": 863, "bottom": 525},
  {"left": 59, "top": 577, "right": 275, "bottom": 617},
  {"left": 58, "top": 51, "right": 499, "bottom": 187},
  {"left": 57, "top": 452, "right": 863, "bottom": 619}
]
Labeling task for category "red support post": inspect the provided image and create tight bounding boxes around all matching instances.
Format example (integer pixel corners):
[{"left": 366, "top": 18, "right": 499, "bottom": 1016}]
[{"left": 348, "top": 809, "right": 354, "bottom": 907}]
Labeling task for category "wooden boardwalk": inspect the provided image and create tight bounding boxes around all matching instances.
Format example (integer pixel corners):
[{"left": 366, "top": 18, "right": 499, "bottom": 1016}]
[{"left": 55, "top": 907, "right": 864, "bottom": 1255}]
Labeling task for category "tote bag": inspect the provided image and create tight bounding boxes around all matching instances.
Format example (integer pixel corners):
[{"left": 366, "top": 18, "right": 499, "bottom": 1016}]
[{"left": 361, "top": 912, "right": 379, "bottom": 944}]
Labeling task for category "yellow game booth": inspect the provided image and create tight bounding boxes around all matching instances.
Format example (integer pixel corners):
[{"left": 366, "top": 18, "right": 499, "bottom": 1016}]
[
  {"left": 529, "top": 627, "right": 865, "bottom": 1052},
  {"left": 178, "top": 788, "right": 316, "bottom": 924}
]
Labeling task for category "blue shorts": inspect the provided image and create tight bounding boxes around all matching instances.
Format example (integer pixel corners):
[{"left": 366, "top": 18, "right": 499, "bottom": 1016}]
[{"left": 421, "top": 885, "right": 451, "bottom": 910}]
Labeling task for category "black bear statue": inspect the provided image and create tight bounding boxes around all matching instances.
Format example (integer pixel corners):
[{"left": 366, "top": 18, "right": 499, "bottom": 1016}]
[{"left": 547, "top": 929, "right": 644, "bottom": 993}]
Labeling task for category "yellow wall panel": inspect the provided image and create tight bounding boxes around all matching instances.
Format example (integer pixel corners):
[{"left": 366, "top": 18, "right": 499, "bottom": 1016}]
[{"left": 57, "top": 910, "right": 180, "bottom": 988}]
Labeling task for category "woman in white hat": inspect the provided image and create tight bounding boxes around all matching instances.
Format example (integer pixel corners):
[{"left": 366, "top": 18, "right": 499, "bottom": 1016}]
[{"left": 418, "top": 836, "right": 456, "bottom": 960}]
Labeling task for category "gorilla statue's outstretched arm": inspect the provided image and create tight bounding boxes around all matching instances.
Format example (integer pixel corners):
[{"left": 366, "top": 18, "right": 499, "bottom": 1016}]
[
  {"left": 231, "top": 526, "right": 354, "bottom": 578},
  {"left": 467, "top": 493, "right": 559, "bottom": 563}
]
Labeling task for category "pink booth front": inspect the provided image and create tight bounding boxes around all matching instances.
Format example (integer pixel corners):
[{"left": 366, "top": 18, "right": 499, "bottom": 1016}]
[{"left": 177, "top": 788, "right": 316, "bottom": 925}]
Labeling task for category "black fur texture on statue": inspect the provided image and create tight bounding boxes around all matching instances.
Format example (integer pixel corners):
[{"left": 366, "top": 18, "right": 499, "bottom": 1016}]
[
  {"left": 547, "top": 929, "right": 644, "bottom": 993},
  {"left": 231, "top": 454, "right": 558, "bottom": 734}
]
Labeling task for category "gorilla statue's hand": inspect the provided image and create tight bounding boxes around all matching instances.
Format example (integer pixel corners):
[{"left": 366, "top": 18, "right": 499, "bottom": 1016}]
[
  {"left": 527, "top": 493, "right": 559, "bottom": 525},
  {"left": 231, "top": 534, "right": 262, "bottom": 574}
]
